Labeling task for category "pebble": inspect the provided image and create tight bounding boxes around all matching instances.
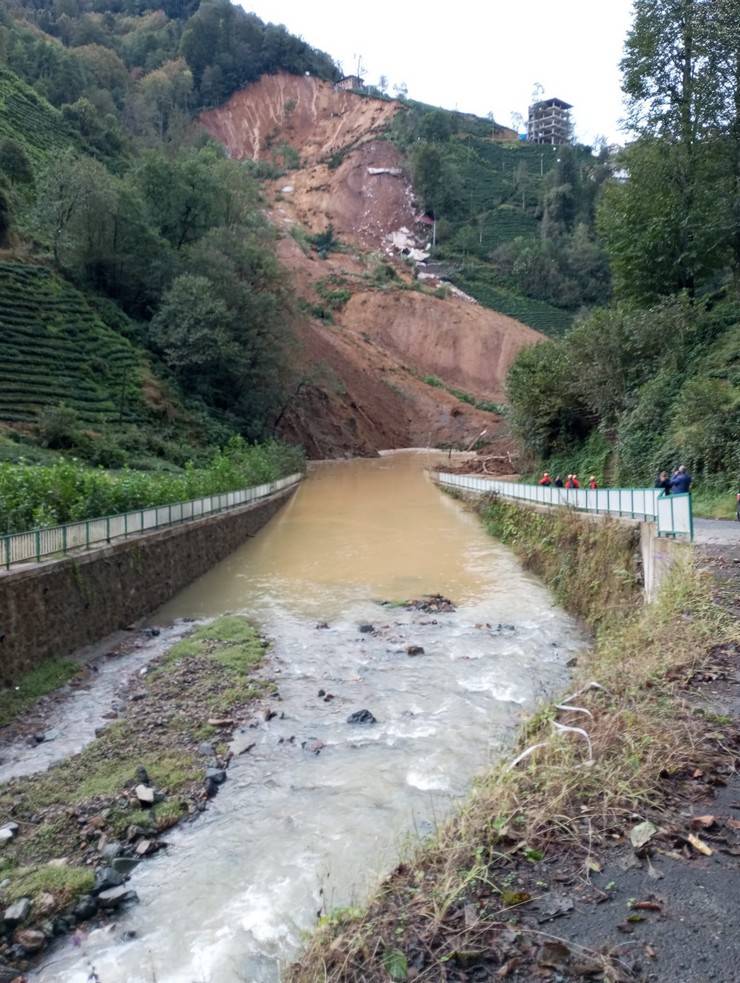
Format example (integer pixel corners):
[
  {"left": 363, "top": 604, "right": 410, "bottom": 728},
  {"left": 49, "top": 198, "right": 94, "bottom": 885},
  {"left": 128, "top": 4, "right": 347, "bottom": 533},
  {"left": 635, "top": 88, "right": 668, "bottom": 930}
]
[{"left": 347, "top": 709, "right": 377, "bottom": 725}]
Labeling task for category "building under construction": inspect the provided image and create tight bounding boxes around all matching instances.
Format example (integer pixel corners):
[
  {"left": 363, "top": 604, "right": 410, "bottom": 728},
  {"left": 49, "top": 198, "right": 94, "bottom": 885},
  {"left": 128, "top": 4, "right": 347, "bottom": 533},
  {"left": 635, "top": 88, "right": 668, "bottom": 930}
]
[{"left": 527, "top": 97, "right": 573, "bottom": 145}]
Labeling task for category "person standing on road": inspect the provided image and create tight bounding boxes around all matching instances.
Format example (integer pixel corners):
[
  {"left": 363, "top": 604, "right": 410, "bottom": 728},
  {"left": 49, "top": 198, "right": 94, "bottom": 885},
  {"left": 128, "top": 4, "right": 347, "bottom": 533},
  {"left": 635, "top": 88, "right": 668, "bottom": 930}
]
[
  {"left": 588, "top": 475, "right": 598, "bottom": 489},
  {"left": 655, "top": 471, "right": 671, "bottom": 494},
  {"left": 572, "top": 474, "right": 581, "bottom": 489},
  {"left": 554, "top": 475, "right": 564, "bottom": 488},
  {"left": 669, "top": 465, "right": 692, "bottom": 494},
  {"left": 539, "top": 472, "right": 552, "bottom": 486}
]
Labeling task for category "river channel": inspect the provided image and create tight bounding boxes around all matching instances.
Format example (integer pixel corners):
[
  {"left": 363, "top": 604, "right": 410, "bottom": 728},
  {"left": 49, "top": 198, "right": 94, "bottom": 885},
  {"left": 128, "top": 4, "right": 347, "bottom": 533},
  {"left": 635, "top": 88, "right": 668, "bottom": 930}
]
[{"left": 35, "top": 452, "right": 585, "bottom": 983}]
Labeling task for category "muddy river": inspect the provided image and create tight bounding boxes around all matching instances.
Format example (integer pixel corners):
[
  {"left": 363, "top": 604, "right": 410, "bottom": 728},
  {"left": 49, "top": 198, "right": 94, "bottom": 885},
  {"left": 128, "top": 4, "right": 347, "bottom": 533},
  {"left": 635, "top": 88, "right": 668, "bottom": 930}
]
[{"left": 34, "top": 452, "right": 584, "bottom": 982}]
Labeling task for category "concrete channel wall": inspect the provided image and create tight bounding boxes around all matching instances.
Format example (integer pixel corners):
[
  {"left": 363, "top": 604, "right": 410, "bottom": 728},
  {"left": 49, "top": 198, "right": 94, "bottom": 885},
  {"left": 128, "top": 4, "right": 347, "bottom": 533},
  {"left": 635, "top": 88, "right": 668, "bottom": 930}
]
[{"left": 0, "top": 484, "right": 297, "bottom": 686}]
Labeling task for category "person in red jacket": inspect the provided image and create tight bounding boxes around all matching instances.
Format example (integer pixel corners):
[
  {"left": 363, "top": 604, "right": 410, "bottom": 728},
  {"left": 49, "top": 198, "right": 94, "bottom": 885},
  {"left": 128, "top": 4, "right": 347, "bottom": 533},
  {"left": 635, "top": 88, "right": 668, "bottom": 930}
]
[
  {"left": 538, "top": 472, "right": 552, "bottom": 486},
  {"left": 588, "top": 475, "right": 598, "bottom": 489},
  {"left": 564, "top": 474, "right": 574, "bottom": 489},
  {"left": 572, "top": 474, "right": 581, "bottom": 489}
]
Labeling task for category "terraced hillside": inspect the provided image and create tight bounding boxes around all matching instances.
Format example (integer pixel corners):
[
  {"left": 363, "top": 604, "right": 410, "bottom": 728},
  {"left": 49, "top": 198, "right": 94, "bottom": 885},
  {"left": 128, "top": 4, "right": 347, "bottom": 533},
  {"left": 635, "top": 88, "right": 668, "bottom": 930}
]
[
  {"left": 0, "top": 262, "right": 145, "bottom": 427},
  {"left": 0, "top": 67, "right": 74, "bottom": 165}
]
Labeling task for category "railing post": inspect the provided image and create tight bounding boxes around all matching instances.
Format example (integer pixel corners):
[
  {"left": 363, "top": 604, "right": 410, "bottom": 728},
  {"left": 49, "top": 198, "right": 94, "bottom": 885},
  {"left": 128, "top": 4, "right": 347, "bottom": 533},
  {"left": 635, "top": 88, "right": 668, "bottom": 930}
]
[
  {"left": 106, "top": 516, "right": 111, "bottom": 543},
  {"left": 35, "top": 528, "right": 41, "bottom": 563},
  {"left": 124, "top": 513, "right": 128, "bottom": 538},
  {"left": 86, "top": 520, "right": 90, "bottom": 551},
  {"left": 4, "top": 535, "right": 10, "bottom": 570},
  {"left": 62, "top": 523, "right": 67, "bottom": 556}
]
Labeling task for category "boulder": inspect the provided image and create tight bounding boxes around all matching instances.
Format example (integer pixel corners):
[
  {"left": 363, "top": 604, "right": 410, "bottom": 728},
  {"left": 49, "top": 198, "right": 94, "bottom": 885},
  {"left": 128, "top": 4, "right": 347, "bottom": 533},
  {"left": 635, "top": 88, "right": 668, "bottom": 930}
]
[
  {"left": 134, "top": 784, "right": 155, "bottom": 805},
  {"left": 93, "top": 867, "right": 125, "bottom": 894},
  {"left": 14, "top": 928, "right": 45, "bottom": 953},
  {"left": 97, "top": 886, "right": 138, "bottom": 909},
  {"left": 112, "top": 856, "right": 140, "bottom": 875},
  {"left": 33, "top": 893, "right": 56, "bottom": 917},
  {"left": 3, "top": 898, "right": 31, "bottom": 926},
  {"left": 72, "top": 895, "right": 98, "bottom": 922},
  {"left": 406, "top": 645, "right": 425, "bottom": 656},
  {"left": 0, "top": 823, "right": 18, "bottom": 846},
  {"left": 346, "top": 709, "right": 377, "bottom": 725},
  {"left": 206, "top": 768, "right": 226, "bottom": 785},
  {"left": 100, "top": 841, "right": 123, "bottom": 861},
  {"left": 358, "top": 623, "right": 375, "bottom": 634}
]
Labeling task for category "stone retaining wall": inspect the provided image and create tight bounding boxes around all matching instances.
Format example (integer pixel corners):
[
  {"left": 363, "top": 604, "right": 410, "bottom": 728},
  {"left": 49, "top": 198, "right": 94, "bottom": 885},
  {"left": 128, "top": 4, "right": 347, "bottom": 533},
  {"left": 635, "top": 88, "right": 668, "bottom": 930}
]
[{"left": 0, "top": 485, "right": 297, "bottom": 686}]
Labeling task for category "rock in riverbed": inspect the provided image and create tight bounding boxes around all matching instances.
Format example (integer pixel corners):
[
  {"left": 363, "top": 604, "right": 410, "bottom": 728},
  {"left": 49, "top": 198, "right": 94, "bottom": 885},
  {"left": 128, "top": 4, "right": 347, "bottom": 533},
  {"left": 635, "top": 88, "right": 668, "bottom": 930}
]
[
  {"left": 0, "top": 823, "right": 19, "bottom": 846},
  {"left": 347, "top": 709, "right": 377, "bottom": 725},
  {"left": 4, "top": 898, "right": 31, "bottom": 926},
  {"left": 406, "top": 645, "right": 425, "bottom": 656},
  {"left": 134, "top": 784, "right": 155, "bottom": 805},
  {"left": 14, "top": 928, "right": 45, "bottom": 953},
  {"left": 97, "top": 886, "right": 138, "bottom": 909}
]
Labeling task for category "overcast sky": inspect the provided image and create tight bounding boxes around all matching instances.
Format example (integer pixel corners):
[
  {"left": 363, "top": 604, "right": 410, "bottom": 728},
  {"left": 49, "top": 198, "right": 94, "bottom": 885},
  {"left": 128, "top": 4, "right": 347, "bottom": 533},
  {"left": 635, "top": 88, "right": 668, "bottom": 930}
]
[{"left": 242, "top": 0, "right": 635, "bottom": 146}]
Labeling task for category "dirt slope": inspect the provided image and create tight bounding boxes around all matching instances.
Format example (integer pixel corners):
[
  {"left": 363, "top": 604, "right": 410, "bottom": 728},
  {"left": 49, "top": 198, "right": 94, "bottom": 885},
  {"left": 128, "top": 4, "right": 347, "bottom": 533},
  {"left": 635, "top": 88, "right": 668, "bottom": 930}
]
[
  {"left": 341, "top": 290, "right": 542, "bottom": 402},
  {"left": 200, "top": 74, "right": 543, "bottom": 457},
  {"left": 199, "top": 72, "right": 399, "bottom": 165}
]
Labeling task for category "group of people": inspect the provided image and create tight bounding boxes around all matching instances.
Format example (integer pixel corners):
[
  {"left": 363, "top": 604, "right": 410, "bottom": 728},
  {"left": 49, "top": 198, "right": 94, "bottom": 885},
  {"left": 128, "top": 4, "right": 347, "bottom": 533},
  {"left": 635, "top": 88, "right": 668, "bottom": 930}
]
[
  {"left": 538, "top": 472, "right": 599, "bottom": 490},
  {"left": 536, "top": 466, "right": 693, "bottom": 495},
  {"left": 655, "top": 465, "right": 692, "bottom": 495}
]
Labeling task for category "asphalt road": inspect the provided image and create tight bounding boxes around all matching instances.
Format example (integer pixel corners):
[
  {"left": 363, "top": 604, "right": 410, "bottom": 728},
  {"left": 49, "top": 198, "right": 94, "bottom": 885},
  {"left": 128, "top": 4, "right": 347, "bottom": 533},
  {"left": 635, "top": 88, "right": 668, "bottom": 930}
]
[{"left": 694, "top": 517, "right": 740, "bottom": 545}]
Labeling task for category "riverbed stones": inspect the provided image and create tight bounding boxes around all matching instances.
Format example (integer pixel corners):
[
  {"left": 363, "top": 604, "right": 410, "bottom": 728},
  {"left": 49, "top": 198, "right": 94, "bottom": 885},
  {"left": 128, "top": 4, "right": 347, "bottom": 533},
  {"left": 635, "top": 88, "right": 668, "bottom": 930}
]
[
  {"left": 33, "top": 893, "right": 56, "bottom": 917},
  {"left": 206, "top": 767, "right": 227, "bottom": 785},
  {"left": 0, "top": 960, "right": 21, "bottom": 983},
  {"left": 134, "top": 783, "right": 155, "bottom": 805},
  {"left": 100, "top": 841, "right": 123, "bottom": 861},
  {"left": 73, "top": 895, "right": 98, "bottom": 922},
  {"left": 113, "top": 855, "right": 141, "bottom": 874},
  {"left": 14, "top": 928, "right": 45, "bottom": 953},
  {"left": 406, "top": 645, "right": 425, "bottom": 656},
  {"left": 358, "top": 623, "right": 375, "bottom": 634},
  {"left": 93, "top": 866, "right": 125, "bottom": 893},
  {"left": 3, "top": 898, "right": 31, "bottom": 926},
  {"left": 0, "top": 823, "right": 19, "bottom": 846},
  {"left": 97, "top": 886, "right": 138, "bottom": 909},
  {"left": 347, "top": 709, "right": 377, "bottom": 725}
]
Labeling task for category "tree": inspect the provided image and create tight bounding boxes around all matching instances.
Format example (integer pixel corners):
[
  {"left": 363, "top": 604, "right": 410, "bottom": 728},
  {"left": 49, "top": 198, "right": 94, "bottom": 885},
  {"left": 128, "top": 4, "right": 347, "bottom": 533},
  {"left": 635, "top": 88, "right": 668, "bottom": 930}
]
[{"left": 0, "top": 139, "right": 32, "bottom": 184}]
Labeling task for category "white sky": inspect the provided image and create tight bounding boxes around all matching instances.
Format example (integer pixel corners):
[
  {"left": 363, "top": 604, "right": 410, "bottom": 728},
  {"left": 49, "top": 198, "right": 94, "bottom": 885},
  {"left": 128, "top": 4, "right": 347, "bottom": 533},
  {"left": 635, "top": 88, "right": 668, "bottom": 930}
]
[{"left": 241, "top": 0, "right": 635, "bottom": 146}]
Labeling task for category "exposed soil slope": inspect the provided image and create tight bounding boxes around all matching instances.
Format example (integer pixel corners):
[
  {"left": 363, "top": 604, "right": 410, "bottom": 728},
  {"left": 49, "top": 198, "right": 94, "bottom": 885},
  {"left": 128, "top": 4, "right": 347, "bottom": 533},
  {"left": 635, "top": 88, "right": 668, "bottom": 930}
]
[
  {"left": 199, "top": 72, "right": 399, "bottom": 165},
  {"left": 201, "top": 74, "right": 544, "bottom": 457},
  {"left": 341, "top": 290, "right": 542, "bottom": 402}
]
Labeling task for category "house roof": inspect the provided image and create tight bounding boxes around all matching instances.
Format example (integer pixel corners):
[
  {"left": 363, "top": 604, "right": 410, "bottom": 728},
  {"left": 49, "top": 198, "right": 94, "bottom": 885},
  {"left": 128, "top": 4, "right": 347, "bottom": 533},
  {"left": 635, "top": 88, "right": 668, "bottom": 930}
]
[{"left": 531, "top": 97, "right": 573, "bottom": 111}]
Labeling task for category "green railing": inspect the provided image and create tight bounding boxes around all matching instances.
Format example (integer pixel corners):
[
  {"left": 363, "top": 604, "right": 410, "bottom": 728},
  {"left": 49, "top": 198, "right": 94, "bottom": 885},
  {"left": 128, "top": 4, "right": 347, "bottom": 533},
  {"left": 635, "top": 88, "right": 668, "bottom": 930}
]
[
  {"left": 1, "top": 473, "right": 302, "bottom": 570},
  {"left": 435, "top": 473, "right": 693, "bottom": 540}
]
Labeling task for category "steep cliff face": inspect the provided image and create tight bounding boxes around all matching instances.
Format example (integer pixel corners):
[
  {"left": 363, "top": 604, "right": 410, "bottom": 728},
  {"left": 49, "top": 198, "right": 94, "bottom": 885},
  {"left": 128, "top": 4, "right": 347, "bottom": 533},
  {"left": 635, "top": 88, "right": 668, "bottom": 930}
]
[
  {"left": 199, "top": 72, "right": 400, "bottom": 165},
  {"left": 200, "top": 73, "right": 543, "bottom": 457}
]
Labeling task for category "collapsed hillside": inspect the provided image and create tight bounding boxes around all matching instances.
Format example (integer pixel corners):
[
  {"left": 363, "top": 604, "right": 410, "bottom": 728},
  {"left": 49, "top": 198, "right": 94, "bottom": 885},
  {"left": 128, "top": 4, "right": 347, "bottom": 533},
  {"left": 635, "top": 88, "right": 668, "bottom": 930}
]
[{"left": 201, "top": 74, "right": 543, "bottom": 457}]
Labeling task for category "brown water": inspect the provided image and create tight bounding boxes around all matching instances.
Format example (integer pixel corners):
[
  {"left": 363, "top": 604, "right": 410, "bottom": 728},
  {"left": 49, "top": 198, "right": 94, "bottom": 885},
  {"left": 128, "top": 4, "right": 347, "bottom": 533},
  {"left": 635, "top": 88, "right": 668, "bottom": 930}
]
[{"left": 37, "top": 453, "right": 584, "bottom": 983}]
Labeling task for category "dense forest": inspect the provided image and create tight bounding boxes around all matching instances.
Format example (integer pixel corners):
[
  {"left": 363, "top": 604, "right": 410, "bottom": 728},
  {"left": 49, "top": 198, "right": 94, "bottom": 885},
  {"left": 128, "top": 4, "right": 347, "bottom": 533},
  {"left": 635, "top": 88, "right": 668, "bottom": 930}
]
[
  {"left": 506, "top": 0, "right": 740, "bottom": 507},
  {"left": 0, "top": 0, "right": 339, "bottom": 467}
]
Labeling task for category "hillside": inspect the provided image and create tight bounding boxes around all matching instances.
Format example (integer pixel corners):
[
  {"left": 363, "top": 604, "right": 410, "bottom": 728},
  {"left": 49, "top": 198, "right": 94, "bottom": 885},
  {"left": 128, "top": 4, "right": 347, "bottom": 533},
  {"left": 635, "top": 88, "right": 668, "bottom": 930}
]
[
  {"left": 199, "top": 72, "right": 545, "bottom": 457},
  {"left": 0, "top": 261, "right": 228, "bottom": 466}
]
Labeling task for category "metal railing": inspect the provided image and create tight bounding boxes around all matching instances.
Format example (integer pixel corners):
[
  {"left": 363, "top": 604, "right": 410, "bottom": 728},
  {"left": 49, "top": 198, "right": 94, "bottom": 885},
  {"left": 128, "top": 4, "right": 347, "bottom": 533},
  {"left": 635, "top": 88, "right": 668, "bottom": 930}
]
[
  {"left": 1, "top": 473, "right": 303, "bottom": 570},
  {"left": 434, "top": 473, "right": 693, "bottom": 540}
]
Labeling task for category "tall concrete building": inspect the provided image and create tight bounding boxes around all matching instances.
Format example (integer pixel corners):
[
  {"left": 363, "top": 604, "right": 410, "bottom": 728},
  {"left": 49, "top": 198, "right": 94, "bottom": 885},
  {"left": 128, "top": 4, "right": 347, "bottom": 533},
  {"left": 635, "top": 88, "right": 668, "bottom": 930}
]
[{"left": 527, "top": 98, "right": 573, "bottom": 145}]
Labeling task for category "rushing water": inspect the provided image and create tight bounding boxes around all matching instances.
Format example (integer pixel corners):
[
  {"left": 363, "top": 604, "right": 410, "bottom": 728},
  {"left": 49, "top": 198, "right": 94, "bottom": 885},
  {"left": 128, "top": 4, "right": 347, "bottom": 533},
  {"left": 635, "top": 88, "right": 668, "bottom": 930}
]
[{"left": 35, "top": 453, "right": 584, "bottom": 983}]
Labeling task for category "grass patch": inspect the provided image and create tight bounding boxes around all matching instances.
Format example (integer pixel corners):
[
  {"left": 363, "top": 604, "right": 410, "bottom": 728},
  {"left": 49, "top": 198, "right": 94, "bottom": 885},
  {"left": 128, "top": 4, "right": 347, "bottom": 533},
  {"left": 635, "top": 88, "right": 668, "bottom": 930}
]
[
  {"left": 287, "top": 503, "right": 739, "bottom": 982},
  {"left": 4, "top": 865, "right": 94, "bottom": 907},
  {"left": 0, "top": 615, "right": 267, "bottom": 922},
  {"left": 0, "top": 658, "right": 80, "bottom": 727},
  {"left": 692, "top": 486, "right": 737, "bottom": 520}
]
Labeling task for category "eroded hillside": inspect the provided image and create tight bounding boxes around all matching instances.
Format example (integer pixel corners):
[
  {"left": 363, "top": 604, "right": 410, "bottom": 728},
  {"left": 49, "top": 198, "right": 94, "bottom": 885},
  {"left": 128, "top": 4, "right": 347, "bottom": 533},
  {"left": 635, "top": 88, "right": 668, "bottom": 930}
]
[{"left": 200, "top": 73, "right": 544, "bottom": 458}]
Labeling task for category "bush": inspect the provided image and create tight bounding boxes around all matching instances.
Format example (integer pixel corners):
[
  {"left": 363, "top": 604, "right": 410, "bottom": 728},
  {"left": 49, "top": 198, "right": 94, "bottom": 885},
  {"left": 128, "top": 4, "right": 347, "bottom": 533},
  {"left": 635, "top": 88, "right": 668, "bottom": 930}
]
[
  {"left": 36, "top": 403, "right": 81, "bottom": 450},
  {"left": 0, "top": 438, "right": 305, "bottom": 534}
]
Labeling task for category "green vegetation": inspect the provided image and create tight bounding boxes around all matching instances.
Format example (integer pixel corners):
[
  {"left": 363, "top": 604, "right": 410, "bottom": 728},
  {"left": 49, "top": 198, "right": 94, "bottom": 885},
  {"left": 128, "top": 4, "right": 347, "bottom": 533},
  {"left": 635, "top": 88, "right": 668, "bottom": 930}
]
[
  {"left": 0, "top": 658, "right": 80, "bottom": 727},
  {"left": 388, "top": 105, "right": 611, "bottom": 334},
  {"left": 0, "top": 615, "right": 269, "bottom": 921},
  {"left": 289, "top": 499, "right": 739, "bottom": 982},
  {"left": 422, "top": 376, "right": 506, "bottom": 415},
  {"left": 0, "top": 0, "right": 343, "bottom": 466},
  {"left": 0, "top": 438, "right": 303, "bottom": 534},
  {"left": 507, "top": 2, "right": 740, "bottom": 492}
]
